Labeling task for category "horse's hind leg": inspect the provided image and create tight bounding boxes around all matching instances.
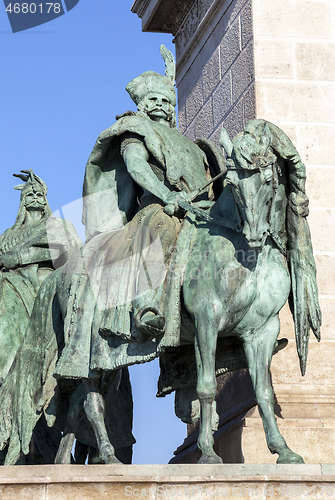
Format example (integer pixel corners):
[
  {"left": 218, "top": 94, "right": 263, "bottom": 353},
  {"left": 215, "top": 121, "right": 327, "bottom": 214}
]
[
  {"left": 83, "top": 375, "right": 121, "bottom": 465},
  {"left": 194, "top": 304, "right": 223, "bottom": 464},
  {"left": 243, "top": 315, "right": 304, "bottom": 464}
]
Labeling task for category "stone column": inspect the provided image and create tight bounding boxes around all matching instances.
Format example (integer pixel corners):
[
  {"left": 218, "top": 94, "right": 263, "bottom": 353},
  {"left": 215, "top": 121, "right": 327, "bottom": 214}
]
[{"left": 132, "top": 0, "right": 335, "bottom": 464}]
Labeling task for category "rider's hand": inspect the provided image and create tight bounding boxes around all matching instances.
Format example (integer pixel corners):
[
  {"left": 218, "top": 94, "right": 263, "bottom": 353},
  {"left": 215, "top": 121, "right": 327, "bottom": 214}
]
[{"left": 163, "top": 191, "right": 192, "bottom": 210}]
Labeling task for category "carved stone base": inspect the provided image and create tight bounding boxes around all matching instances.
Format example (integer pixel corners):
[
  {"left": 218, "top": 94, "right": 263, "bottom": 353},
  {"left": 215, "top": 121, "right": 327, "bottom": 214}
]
[{"left": 1, "top": 464, "right": 335, "bottom": 499}]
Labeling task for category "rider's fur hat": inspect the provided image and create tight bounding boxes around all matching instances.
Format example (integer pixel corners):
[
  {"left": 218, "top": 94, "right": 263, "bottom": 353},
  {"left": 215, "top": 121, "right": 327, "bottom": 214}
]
[{"left": 126, "top": 45, "right": 176, "bottom": 107}]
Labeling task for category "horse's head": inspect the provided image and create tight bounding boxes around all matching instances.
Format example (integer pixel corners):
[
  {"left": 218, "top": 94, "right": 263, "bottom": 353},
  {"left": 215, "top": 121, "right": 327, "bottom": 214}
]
[{"left": 220, "top": 124, "right": 278, "bottom": 249}]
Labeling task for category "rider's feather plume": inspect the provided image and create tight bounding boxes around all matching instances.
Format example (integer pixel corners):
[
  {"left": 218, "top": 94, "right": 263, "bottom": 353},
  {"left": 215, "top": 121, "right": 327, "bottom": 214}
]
[
  {"left": 13, "top": 169, "right": 47, "bottom": 193},
  {"left": 160, "top": 44, "right": 176, "bottom": 84}
]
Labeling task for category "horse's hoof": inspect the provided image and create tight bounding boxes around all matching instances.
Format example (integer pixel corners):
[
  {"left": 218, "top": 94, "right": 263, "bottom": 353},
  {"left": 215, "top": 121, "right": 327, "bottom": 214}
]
[
  {"left": 198, "top": 454, "right": 223, "bottom": 464},
  {"left": 100, "top": 446, "right": 122, "bottom": 465},
  {"left": 54, "top": 457, "right": 71, "bottom": 465},
  {"left": 277, "top": 451, "right": 304, "bottom": 464}
]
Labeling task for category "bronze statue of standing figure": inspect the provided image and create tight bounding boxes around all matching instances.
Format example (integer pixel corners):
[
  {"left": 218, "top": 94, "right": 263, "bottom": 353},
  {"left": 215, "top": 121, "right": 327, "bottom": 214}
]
[{"left": 0, "top": 170, "right": 82, "bottom": 464}]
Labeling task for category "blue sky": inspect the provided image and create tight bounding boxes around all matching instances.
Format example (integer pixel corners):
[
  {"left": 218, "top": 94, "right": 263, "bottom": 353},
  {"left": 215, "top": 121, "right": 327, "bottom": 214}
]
[{"left": 0, "top": 1, "right": 187, "bottom": 464}]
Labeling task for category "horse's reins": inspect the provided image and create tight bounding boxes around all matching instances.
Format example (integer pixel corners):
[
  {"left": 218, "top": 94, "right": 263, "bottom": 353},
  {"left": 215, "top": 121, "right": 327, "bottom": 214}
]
[
  {"left": 178, "top": 200, "right": 242, "bottom": 232},
  {"left": 177, "top": 170, "right": 242, "bottom": 233}
]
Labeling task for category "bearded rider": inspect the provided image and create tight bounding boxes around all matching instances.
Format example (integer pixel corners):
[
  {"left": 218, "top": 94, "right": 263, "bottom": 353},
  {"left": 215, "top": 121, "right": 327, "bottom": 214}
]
[
  {"left": 51, "top": 45, "right": 224, "bottom": 379},
  {"left": 0, "top": 47, "right": 224, "bottom": 467}
]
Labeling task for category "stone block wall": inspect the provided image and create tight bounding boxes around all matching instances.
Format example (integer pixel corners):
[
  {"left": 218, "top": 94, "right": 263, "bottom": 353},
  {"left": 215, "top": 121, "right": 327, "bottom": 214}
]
[
  {"left": 174, "top": 0, "right": 335, "bottom": 464},
  {"left": 176, "top": 0, "right": 255, "bottom": 144},
  {"left": 252, "top": 0, "right": 335, "bottom": 319}
]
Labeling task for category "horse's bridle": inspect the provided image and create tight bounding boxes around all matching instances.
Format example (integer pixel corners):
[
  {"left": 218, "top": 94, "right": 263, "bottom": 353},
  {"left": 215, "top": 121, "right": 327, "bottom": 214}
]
[{"left": 180, "top": 161, "right": 287, "bottom": 256}]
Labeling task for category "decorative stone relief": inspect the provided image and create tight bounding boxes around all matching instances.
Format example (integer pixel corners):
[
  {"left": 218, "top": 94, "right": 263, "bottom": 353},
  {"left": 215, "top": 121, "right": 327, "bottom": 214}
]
[
  {"left": 175, "top": 0, "right": 216, "bottom": 56},
  {"left": 160, "top": 0, "right": 195, "bottom": 34}
]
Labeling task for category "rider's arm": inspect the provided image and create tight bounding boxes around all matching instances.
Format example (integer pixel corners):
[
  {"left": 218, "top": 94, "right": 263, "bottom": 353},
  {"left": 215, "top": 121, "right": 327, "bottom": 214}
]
[
  {"left": 122, "top": 141, "right": 172, "bottom": 204},
  {"left": 0, "top": 246, "right": 60, "bottom": 269},
  {"left": 122, "top": 139, "right": 191, "bottom": 208}
]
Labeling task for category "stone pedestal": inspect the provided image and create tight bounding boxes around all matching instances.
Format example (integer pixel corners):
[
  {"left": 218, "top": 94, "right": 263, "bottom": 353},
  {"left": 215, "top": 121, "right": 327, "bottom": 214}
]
[
  {"left": 1, "top": 464, "right": 335, "bottom": 499},
  {"left": 132, "top": 0, "right": 335, "bottom": 464}
]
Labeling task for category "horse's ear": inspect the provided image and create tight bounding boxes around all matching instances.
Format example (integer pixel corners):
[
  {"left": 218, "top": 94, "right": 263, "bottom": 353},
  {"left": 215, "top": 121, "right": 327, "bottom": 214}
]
[
  {"left": 259, "top": 123, "right": 273, "bottom": 156},
  {"left": 219, "top": 128, "right": 233, "bottom": 157}
]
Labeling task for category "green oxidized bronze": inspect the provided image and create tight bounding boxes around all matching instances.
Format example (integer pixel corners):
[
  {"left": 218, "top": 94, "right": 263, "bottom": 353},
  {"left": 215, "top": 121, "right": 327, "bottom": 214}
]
[
  {"left": 0, "top": 46, "right": 321, "bottom": 466},
  {"left": 173, "top": 120, "right": 320, "bottom": 464},
  {"left": 0, "top": 170, "right": 82, "bottom": 464},
  {"left": 0, "top": 169, "right": 82, "bottom": 386}
]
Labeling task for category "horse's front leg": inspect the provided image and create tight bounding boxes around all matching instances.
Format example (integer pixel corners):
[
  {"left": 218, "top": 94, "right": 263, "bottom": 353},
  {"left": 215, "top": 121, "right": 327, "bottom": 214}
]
[
  {"left": 83, "top": 374, "right": 121, "bottom": 465},
  {"left": 194, "top": 303, "right": 222, "bottom": 464},
  {"left": 244, "top": 315, "right": 304, "bottom": 464}
]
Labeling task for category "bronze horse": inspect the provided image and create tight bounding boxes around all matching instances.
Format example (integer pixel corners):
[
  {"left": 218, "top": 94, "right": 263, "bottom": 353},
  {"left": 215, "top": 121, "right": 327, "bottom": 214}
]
[{"left": 180, "top": 120, "right": 320, "bottom": 463}]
